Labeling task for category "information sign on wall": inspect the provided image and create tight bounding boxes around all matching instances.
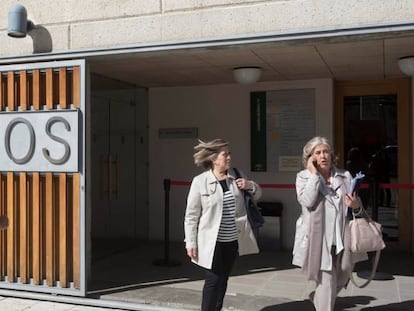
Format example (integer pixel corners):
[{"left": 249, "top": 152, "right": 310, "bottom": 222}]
[{"left": 251, "top": 89, "right": 315, "bottom": 172}]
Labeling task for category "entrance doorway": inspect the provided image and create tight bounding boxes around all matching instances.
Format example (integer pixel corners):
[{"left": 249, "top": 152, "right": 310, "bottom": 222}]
[
  {"left": 90, "top": 74, "right": 149, "bottom": 261},
  {"left": 335, "top": 79, "right": 412, "bottom": 250}
]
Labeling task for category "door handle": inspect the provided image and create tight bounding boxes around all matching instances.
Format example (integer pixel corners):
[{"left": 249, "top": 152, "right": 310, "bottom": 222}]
[{"left": 111, "top": 156, "right": 119, "bottom": 199}]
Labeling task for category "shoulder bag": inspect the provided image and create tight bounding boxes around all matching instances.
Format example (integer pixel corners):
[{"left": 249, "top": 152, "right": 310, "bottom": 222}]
[
  {"left": 349, "top": 208, "right": 386, "bottom": 288},
  {"left": 233, "top": 168, "right": 264, "bottom": 229}
]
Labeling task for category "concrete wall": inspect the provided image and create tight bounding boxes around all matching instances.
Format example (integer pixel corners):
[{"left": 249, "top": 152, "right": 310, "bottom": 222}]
[
  {"left": 1, "top": 0, "right": 414, "bottom": 56},
  {"left": 148, "top": 78, "right": 333, "bottom": 249}
]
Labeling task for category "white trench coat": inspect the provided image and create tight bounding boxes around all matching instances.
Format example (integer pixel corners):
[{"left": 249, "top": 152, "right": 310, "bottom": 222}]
[{"left": 184, "top": 168, "right": 261, "bottom": 269}]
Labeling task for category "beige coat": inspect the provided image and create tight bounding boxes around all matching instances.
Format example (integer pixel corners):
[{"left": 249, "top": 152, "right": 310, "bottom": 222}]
[
  {"left": 292, "top": 168, "right": 367, "bottom": 282},
  {"left": 184, "top": 168, "right": 261, "bottom": 269}
]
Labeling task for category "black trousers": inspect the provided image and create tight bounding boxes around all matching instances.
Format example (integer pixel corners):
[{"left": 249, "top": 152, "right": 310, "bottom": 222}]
[{"left": 201, "top": 241, "right": 238, "bottom": 311}]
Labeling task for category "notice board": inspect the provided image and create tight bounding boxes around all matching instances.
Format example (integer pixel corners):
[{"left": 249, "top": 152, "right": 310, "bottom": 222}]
[{"left": 251, "top": 89, "right": 315, "bottom": 172}]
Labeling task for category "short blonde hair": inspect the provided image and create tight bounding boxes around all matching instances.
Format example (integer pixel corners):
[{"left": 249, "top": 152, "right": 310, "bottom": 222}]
[
  {"left": 302, "top": 136, "right": 337, "bottom": 168},
  {"left": 193, "top": 139, "right": 229, "bottom": 169}
]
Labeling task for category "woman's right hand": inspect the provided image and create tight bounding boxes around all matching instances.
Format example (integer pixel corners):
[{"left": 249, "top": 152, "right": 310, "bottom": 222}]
[
  {"left": 186, "top": 247, "right": 198, "bottom": 260},
  {"left": 306, "top": 156, "right": 319, "bottom": 175}
]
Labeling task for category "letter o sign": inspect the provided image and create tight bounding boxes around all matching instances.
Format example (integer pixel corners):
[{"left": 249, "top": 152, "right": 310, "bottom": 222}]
[{"left": 5, "top": 118, "right": 36, "bottom": 164}]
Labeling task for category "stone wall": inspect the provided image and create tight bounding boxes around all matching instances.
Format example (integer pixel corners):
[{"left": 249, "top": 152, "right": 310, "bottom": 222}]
[{"left": 1, "top": 0, "right": 414, "bottom": 56}]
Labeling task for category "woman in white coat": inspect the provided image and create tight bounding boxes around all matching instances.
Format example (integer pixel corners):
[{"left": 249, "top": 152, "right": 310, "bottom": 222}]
[
  {"left": 292, "top": 136, "right": 366, "bottom": 311},
  {"left": 184, "top": 138, "right": 261, "bottom": 311}
]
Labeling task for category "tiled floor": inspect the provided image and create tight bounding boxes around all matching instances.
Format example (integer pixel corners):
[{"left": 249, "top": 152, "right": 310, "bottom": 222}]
[
  {"left": 89, "top": 241, "right": 414, "bottom": 310},
  {"left": 0, "top": 241, "right": 412, "bottom": 311}
]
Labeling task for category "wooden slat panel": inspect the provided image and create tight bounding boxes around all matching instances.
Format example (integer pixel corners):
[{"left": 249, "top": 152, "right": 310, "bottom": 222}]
[
  {"left": 45, "top": 173, "right": 54, "bottom": 286},
  {"left": 6, "top": 173, "right": 15, "bottom": 282},
  {"left": 32, "top": 172, "right": 41, "bottom": 285},
  {"left": 32, "top": 69, "right": 40, "bottom": 110},
  {"left": 59, "top": 68, "right": 67, "bottom": 109},
  {"left": 46, "top": 68, "right": 53, "bottom": 109},
  {"left": 14, "top": 176, "right": 18, "bottom": 280},
  {"left": 72, "top": 67, "right": 80, "bottom": 108},
  {"left": 19, "top": 173, "right": 28, "bottom": 283},
  {"left": 0, "top": 174, "right": 5, "bottom": 278},
  {"left": 72, "top": 173, "right": 80, "bottom": 288},
  {"left": 0, "top": 64, "right": 82, "bottom": 292},
  {"left": 7, "top": 72, "right": 15, "bottom": 111},
  {"left": 59, "top": 174, "right": 68, "bottom": 287},
  {"left": 20, "top": 71, "right": 28, "bottom": 111}
]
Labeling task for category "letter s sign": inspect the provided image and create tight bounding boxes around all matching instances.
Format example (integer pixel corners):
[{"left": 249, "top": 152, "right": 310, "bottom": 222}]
[{"left": 43, "top": 117, "right": 71, "bottom": 165}]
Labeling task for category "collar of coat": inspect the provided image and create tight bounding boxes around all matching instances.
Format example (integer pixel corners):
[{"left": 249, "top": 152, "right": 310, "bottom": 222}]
[{"left": 206, "top": 168, "right": 237, "bottom": 185}]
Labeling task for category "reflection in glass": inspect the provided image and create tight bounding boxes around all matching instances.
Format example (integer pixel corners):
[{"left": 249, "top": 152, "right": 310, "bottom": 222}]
[{"left": 344, "top": 95, "right": 398, "bottom": 242}]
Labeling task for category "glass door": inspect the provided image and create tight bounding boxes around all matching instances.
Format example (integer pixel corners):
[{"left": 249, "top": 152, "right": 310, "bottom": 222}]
[
  {"left": 335, "top": 79, "right": 412, "bottom": 250},
  {"left": 343, "top": 95, "right": 397, "bottom": 241}
]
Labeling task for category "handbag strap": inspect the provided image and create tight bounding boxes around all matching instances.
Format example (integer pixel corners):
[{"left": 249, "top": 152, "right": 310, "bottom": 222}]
[
  {"left": 233, "top": 168, "right": 246, "bottom": 193},
  {"left": 233, "top": 167, "right": 252, "bottom": 202},
  {"left": 233, "top": 167, "right": 241, "bottom": 179},
  {"left": 356, "top": 207, "right": 374, "bottom": 222},
  {"left": 351, "top": 208, "right": 383, "bottom": 237},
  {"left": 350, "top": 250, "right": 381, "bottom": 288}
]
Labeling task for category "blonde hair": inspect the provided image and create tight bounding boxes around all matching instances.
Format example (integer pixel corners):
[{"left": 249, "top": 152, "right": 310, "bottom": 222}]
[
  {"left": 193, "top": 139, "right": 229, "bottom": 169},
  {"left": 302, "top": 136, "right": 337, "bottom": 167}
]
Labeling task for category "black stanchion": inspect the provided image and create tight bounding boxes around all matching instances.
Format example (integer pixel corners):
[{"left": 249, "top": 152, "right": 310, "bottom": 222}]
[
  {"left": 153, "top": 179, "right": 181, "bottom": 267},
  {"left": 371, "top": 180, "right": 378, "bottom": 221}
]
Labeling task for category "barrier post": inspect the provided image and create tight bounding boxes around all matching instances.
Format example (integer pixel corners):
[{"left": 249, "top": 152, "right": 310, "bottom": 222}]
[
  {"left": 153, "top": 179, "right": 180, "bottom": 267},
  {"left": 371, "top": 180, "right": 379, "bottom": 221}
]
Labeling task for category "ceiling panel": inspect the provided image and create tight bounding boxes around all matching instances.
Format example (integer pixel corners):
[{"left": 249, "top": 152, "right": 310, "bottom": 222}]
[{"left": 88, "top": 34, "right": 414, "bottom": 87}]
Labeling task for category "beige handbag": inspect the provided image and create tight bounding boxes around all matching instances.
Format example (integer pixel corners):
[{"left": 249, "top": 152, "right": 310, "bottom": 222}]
[
  {"left": 349, "top": 209, "right": 386, "bottom": 288},
  {"left": 349, "top": 212, "right": 386, "bottom": 253}
]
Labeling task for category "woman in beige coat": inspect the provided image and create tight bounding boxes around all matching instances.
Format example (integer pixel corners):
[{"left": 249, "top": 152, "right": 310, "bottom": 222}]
[
  {"left": 292, "top": 136, "right": 367, "bottom": 311},
  {"left": 184, "top": 138, "right": 261, "bottom": 311}
]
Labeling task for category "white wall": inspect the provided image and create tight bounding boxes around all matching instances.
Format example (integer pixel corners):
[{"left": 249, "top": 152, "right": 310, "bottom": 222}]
[{"left": 148, "top": 78, "right": 333, "bottom": 249}]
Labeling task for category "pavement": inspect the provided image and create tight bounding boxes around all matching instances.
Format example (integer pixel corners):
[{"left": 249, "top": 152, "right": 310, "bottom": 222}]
[{"left": 0, "top": 240, "right": 413, "bottom": 311}]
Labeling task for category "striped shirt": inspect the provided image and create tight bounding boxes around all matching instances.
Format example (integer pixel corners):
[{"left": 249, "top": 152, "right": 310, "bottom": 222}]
[{"left": 217, "top": 180, "right": 238, "bottom": 242}]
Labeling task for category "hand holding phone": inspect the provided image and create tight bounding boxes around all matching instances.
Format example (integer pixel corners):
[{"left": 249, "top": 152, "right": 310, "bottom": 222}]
[{"left": 307, "top": 156, "right": 318, "bottom": 174}]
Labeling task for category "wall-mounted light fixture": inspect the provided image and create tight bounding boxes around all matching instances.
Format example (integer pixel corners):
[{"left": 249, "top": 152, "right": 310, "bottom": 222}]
[
  {"left": 232, "top": 66, "right": 262, "bottom": 84},
  {"left": 398, "top": 56, "right": 414, "bottom": 76},
  {"left": 8, "top": 3, "right": 34, "bottom": 38}
]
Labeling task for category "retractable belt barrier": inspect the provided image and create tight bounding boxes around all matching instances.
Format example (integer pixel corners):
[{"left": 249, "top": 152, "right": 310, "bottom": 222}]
[
  {"left": 170, "top": 180, "right": 414, "bottom": 189},
  {"left": 156, "top": 179, "right": 413, "bottom": 265}
]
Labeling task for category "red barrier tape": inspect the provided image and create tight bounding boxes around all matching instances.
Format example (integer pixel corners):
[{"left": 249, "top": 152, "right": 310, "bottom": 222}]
[
  {"left": 260, "top": 184, "right": 296, "bottom": 189},
  {"left": 170, "top": 181, "right": 191, "bottom": 186},
  {"left": 169, "top": 180, "right": 414, "bottom": 190},
  {"left": 380, "top": 183, "right": 414, "bottom": 189}
]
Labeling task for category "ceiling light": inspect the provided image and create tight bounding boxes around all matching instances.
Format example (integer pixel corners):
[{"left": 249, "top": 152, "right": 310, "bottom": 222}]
[
  {"left": 398, "top": 56, "right": 414, "bottom": 76},
  {"left": 8, "top": 4, "right": 34, "bottom": 38},
  {"left": 233, "top": 67, "right": 262, "bottom": 84}
]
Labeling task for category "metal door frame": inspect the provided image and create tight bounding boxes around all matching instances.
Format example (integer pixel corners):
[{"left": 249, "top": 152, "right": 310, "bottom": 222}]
[{"left": 0, "top": 59, "right": 87, "bottom": 296}]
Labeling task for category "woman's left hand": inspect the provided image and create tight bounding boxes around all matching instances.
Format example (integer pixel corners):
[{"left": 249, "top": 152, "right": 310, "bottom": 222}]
[
  {"left": 345, "top": 193, "right": 360, "bottom": 210},
  {"left": 236, "top": 178, "right": 251, "bottom": 190}
]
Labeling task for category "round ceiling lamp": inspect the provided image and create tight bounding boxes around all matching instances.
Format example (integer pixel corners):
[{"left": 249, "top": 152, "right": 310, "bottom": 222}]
[
  {"left": 232, "top": 67, "right": 262, "bottom": 84},
  {"left": 398, "top": 56, "right": 414, "bottom": 76}
]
